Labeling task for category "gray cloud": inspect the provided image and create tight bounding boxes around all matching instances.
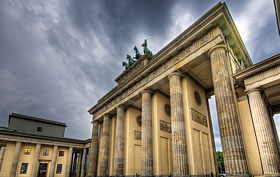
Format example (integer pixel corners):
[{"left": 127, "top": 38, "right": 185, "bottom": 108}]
[{"left": 0, "top": 0, "right": 279, "bottom": 151}]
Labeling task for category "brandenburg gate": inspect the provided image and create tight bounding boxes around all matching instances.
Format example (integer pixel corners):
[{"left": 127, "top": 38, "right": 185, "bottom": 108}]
[{"left": 86, "top": 2, "right": 280, "bottom": 177}]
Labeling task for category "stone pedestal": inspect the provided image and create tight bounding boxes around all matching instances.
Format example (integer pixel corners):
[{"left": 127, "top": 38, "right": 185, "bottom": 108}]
[
  {"left": 113, "top": 105, "right": 125, "bottom": 176},
  {"left": 49, "top": 145, "right": 58, "bottom": 177},
  {"left": 141, "top": 89, "right": 153, "bottom": 176},
  {"left": 66, "top": 147, "right": 73, "bottom": 177},
  {"left": 98, "top": 115, "right": 110, "bottom": 176},
  {"left": 87, "top": 121, "right": 99, "bottom": 177},
  {"left": 31, "top": 144, "right": 41, "bottom": 177},
  {"left": 81, "top": 148, "right": 87, "bottom": 177},
  {"left": 247, "top": 89, "right": 280, "bottom": 174},
  {"left": 168, "top": 71, "right": 188, "bottom": 176},
  {"left": 208, "top": 45, "right": 248, "bottom": 175},
  {"left": 9, "top": 142, "right": 22, "bottom": 177}
]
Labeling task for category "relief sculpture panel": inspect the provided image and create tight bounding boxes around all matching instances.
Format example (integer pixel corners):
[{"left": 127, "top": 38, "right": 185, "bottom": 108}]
[
  {"left": 160, "top": 120, "right": 171, "bottom": 133},
  {"left": 134, "top": 131, "right": 141, "bottom": 140},
  {"left": 191, "top": 108, "right": 208, "bottom": 127}
]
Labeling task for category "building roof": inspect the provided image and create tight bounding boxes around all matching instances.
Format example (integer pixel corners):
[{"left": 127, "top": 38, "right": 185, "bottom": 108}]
[
  {"left": 0, "top": 127, "right": 90, "bottom": 144},
  {"left": 9, "top": 113, "right": 67, "bottom": 127}
]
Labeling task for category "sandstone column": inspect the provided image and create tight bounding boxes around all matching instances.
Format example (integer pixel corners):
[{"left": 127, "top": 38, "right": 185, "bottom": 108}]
[
  {"left": 141, "top": 89, "right": 153, "bottom": 176},
  {"left": 0, "top": 146, "right": 6, "bottom": 171},
  {"left": 168, "top": 71, "right": 188, "bottom": 176},
  {"left": 31, "top": 144, "right": 41, "bottom": 177},
  {"left": 113, "top": 105, "right": 125, "bottom": 176},
  {"left": 73, "top": 152, "right": 78, "bottom": 174},
  {"left": 98, "top": 114, "right": 110, "bottom": 176},
  {"left": 66, "top": 147, "right": 73, "bottom": 177},
  {"left": 208, "top": 45, "right": 248, "bottom": 176},
  {"left": 49, "top": 145, "right": 58, "bottom": 177},
  {"left": 247, "top": 89, "right": 280, "bottom": 174},
  {"left": 9, "top": 142, "right": 22, "bottom": 177},
  {"left": 81, "top": 148, "right": 87, "bottom": 177},
  {"left": 77, "top": 151, "right": 82, "bottom": 177},
  {"left": 87, "top": 121, "right": 99, "bottom": 177}
]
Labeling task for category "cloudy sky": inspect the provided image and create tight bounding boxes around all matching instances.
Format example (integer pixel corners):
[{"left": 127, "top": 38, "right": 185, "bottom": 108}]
[{"left": 0, "top": 0, "right": 279, "bottom": 151}]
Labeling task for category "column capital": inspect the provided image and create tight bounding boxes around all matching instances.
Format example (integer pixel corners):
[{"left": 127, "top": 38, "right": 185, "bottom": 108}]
[
  {"left": 246, "top": 88, "right": 262, "bottom": 95},
  {"left": 116, "top": 104, "right": 125, "bottom": 110},
  {"left": 92, "top": 120, "right": 100, "bottom": 125},
  {"left": 168, "top": 70, "right": 183, "bottom": 80},
  {"left": 141, "top": 89, "right": 153, "bottom": 95},
  {"left": 103, "top": 114, "right": 111, "bottom": 119},
  {"left": 207, "top": 44, "right": 227, "bottom": 57}
]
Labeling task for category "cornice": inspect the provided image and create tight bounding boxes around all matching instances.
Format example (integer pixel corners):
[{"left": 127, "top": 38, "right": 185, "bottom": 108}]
[{"left": 234, "top": 53, "right": 280, "bottom": 83}]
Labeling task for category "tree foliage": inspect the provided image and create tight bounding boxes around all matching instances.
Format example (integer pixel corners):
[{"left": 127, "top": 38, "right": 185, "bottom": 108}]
[{"left": 216, "top": 151, "right": 225, "bottom": 173}]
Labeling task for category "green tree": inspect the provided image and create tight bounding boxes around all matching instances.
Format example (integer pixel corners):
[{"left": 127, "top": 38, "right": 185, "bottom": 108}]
[{"left": 216, "top": 151, "right": 225, "bottom": 173}]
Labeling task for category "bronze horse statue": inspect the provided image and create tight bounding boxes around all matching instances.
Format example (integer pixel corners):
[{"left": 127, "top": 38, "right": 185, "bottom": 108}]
[
  {"left": 141, "top": 39, "right": 153, "bottom": 56},
  {"left": 122, "top": 54, "right": 135, "bottom": 69},
  {"left": 133, "top": 46, "right": 142, "bottom": 60}
]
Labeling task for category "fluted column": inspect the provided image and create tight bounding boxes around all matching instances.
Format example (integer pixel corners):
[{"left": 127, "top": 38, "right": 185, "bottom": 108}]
[
  {"left": 208, "top": 45, "right": 248, "bottom": 176},
  {"left": 87, "top": 121, "right": 99, "bottom": 177},
  {"left": 141, "top": 89, "right": 153, "bottom": 176},
  {"left": 168, "top": 71, "right": 188, "bottom": 176},
  {"left": 73, "top": 152, "right": 78, "bottom": 173},
  {"left": 66, "top": 147, "right": 73, "bottom": 177},
  {"left": 0, "top": 146, "right": 6, "bottom": 171},
  {"left": 113, "top": 105, "right": 125, "bottom": 176},
  {"left": 98, "top": 114, "right": 110, "bottom": 176},
  {"left": 9, "top": 142, "right": 22, "bottom": 177},
  {"left": 77, "top": 151, "right": 82, "bottom": 177},
  {"left": 31, "top": 144, "right": 41, "bottom": 177},
  {"left": 81, "top": 148, "right": 87, "bottom": 177},
  {"left": 49, "top": 145, "right": 58, "bottom": 177},
  {"left": 247, "top": 89, "right": 280, "bottom": 174}
]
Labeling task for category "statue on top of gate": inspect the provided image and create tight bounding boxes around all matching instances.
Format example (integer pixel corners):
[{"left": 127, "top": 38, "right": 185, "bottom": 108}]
[
  {"left": 122, "top": 40, "right": 153, "bottom": 70},
  {"left": 141, "top": 39, "right": 153, "bottom": 56},
  {"left": 122, "top": 54, "right": 135, "bottom": 69},
  {"left": 133, "top": 46, "right": 142, "bottom": 60}
]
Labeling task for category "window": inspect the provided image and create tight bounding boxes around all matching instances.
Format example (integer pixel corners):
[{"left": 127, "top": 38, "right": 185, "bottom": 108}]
[
  {"left": 42, "top": 149, "right": 49, "bottom": 156},
  {"left": 37, "top": 127, "right": 43, "bottom": 132},
  {"left": 56, "top": 164, "right": 62, "bottom": 174},
  {"left": 24, "top": 148, "right": 31, "bottom": 155},
  {"left": 20, "top": 163, "right": 28, "bottom": 174},
  {"left": 59, "top": 151, "right": 64, "bottom": 157}
]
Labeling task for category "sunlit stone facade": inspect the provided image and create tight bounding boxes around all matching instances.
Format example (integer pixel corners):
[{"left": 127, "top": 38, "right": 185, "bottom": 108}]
[
  {"left": 0, "top": 2, "right": 280, "bottom": 177},
  {"left": 87, "top": 2, "right": 280, "bottom": 177},
  {"left": 0, "top": 113, "right": 91, "bottom": 177}
]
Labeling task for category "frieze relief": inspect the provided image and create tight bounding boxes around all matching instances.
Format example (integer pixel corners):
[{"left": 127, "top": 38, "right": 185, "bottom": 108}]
[
  {"left": 160, "top": 120, "right": 171, "bottom": 133},
  {"left": 134, "top": 131, "right": 141, "bottom": 140},
  {"left": 191, "top": 108, "right": 208, "bottom": 127},
  {"left": 94, "top": 27, "right": 223, "bottom": 118}
]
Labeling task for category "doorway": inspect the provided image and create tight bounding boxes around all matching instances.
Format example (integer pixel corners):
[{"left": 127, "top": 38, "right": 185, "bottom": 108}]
[{"left": 38, "top": 163, "right": 48, "bottom": 177}]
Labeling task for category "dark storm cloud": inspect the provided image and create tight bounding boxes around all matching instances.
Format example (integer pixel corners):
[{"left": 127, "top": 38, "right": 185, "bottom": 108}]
[{"left": 0, "top": 0, "right": 279, "bottom": 151}]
